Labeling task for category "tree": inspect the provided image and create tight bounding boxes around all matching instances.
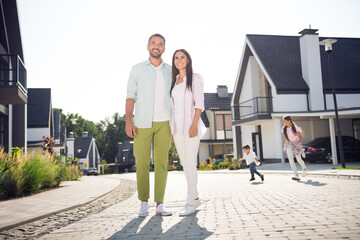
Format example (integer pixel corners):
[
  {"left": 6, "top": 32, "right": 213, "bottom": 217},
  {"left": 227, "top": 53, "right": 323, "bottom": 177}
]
[{"left": 53, "top": 109, "right": 130, "bottom": 163}]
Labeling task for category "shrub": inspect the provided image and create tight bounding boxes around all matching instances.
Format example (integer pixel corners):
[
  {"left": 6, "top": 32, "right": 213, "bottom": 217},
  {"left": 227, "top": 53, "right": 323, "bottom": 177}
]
[{"left": 0, "top": 148, "right": 82, "bottom": 198}]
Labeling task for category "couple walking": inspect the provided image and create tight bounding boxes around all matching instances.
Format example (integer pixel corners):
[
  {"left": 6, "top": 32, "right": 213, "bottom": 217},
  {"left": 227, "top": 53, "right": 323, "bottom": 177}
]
[{"left": 125, "top": 33, "right": 206, "bottom": 217}]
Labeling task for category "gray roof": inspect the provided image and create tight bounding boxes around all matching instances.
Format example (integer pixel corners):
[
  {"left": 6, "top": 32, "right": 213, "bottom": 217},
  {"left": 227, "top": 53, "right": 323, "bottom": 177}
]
[
  {"left": 204, "top": 93, "right": 233, "bottom": 110},
  {"left": 27, "top": 88, "right": 52, "bottom": 128},
  {"left": 74, "top": 136, "right": 93, "bottom": 158},
  {"left": 246, "top": 34, "right": 360, "bottom": 93},
  {"left": 200, "top": 112, "right": 209, "bottom": 127},
  {"left": 319, "top": 37, "right": 360, "bottom": 92},
  {"left": 54, "top": 110, "right": 61, "bottom": 139}
]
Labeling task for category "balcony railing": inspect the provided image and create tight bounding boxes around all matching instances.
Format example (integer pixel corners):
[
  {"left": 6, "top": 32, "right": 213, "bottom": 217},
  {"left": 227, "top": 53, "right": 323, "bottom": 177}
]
[
  {"left": 0, "top": 54, "right": 27, "bottom": 104},
  {"left": 232, "top": 97, "right": 272, "bottom": 121}
]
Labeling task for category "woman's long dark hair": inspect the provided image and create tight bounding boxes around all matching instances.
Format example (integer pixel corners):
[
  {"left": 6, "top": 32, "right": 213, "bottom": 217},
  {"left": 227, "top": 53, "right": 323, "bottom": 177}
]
[
  {"left": 170, "top": 49, "right": 193, "bottom": 94},
  {"left": 283, "top": 115, "right": 297, "bottom": 141}
]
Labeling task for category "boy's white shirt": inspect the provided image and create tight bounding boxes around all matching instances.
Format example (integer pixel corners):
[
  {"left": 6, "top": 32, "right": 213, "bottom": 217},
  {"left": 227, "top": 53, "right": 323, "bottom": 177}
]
[{"left": 243, "top": 151, "right": 258, "bottom": 165}]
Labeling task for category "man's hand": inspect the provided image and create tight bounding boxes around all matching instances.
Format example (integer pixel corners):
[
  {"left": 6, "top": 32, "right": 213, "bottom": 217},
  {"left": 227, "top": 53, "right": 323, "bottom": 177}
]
[
  {"left": 126, "top": 121, "right": 136, "bottom": 138},
  {"left": 238, "top": 158, "right": 245, "bottom": 163},
  {"left": 189, "top": 124, "right": 198, "bottom": 138}
]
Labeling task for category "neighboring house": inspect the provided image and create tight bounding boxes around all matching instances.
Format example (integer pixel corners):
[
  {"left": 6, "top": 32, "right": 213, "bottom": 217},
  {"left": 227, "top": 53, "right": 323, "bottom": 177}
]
[
  {"left": 0, "top": 0, "right": 27, "bottom": 152},
  {"left": 27, "top": 88, "right": 54, "bottom": 153},
  {"left": 53, "top": 110, "right": 67, "bottom": 157},
  {"left": 199, "top": 85, "right": 233, "bottom": 163},
  {"left": 67, "top": 131, "right": 100, "bottom": 170},
  {"left": 231, "top": 28, "right": 360, "bottom": 164},
  {"left": 114, "top": 141, "right": 135, "bottom": 172}
]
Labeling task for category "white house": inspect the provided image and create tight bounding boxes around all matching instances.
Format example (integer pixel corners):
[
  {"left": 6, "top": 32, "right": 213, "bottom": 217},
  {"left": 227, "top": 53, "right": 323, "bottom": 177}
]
[
  {"left": 27, "top": 88, "right": 54, "bottom": 153},
  {"left": 199, "top": 85, "right": 233, "bottom": 163},
  {"left": 67, "top": 131, "right": 100, "bottom": 170},
  {"left": 231, "top": 29, "right": 360, "bottom": 164}
]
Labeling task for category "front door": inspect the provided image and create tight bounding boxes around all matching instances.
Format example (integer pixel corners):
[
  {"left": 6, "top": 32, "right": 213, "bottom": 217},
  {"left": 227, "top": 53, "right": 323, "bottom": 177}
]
[
  {"left": 252, "top": 125, "right": 263, "bottom": 160},
  {"left": 252, "top": 132, "right": 261, "bottom": 159}
]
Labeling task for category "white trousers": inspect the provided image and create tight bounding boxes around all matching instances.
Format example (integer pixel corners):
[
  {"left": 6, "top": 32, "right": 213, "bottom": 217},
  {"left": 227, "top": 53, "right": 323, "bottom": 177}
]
[
  {"left": 173, "top": 133, "right": 200, "bottom": 205},
  {"left": 286, "top": 145, "right": 306, "bottom": 176}
]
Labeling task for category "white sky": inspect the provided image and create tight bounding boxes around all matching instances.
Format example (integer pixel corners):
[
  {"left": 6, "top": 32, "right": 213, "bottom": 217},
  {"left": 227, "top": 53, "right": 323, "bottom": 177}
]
[{"left": 17, "top": 0, "right": 360, "bottom": 123}]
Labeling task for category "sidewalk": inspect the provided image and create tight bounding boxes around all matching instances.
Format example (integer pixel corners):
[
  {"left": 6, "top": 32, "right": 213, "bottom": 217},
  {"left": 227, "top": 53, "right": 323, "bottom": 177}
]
[
  {"left": 205, "top": 162, "right": 360, "bottom": 178},
  {"left": 0, "top": 176, "right": 120, "bottom": 231},
  {"left": 0, "top": 163, "right": 359, "bottom": 233}
]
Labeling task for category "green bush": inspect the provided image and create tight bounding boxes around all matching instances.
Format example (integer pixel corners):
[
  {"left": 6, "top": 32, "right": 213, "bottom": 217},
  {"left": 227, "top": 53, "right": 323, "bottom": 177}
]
[{"left": 0, "top": 148, "right": 82, "bottom": 198}]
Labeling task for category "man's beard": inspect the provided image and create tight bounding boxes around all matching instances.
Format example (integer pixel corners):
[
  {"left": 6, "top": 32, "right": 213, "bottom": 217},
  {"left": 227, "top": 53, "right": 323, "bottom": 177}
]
[{"left": 149, "top": 49, "right": 162, "bottom": 59}]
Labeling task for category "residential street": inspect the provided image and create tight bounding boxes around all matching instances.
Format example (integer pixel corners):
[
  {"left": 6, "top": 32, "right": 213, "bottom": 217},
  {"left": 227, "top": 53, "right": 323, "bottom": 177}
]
[{"left": 35, "top": 171, "right": 360, "bottom": 240}]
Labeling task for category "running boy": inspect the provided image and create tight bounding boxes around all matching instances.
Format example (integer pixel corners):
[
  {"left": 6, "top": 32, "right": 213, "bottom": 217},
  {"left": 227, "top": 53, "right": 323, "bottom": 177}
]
[{"left": 238, "top": 145, "right": 264, "bottom": 182}]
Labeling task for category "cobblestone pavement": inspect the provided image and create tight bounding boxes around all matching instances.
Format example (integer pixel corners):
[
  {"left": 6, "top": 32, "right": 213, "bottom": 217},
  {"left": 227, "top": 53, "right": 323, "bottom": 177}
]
[
  {"left": 25, "top": 172, "right": 360, "bottom": 239},
  {"left": 0, "top": 179, "right": 136, "bottom": 240}
]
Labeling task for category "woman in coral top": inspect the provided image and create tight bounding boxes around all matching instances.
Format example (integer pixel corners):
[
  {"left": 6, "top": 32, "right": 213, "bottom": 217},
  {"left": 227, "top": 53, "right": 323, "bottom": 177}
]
[{"left": 170, "top": 49, "right": 206, "bottom": 216}]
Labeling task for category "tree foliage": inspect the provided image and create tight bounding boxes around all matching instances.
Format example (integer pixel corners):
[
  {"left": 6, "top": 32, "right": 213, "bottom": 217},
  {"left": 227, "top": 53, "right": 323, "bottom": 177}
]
[{"left": 53, "top": 109, "right": 131, "bottom": 163}]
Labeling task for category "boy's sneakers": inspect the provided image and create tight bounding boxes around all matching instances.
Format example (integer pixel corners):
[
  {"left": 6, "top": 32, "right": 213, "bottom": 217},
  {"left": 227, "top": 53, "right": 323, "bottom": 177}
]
[
  {"left": 138, "top": 202, "right": 149, "bottom": 217},
  {"left": 261, "top": 175, "right": 264, "bottom": 182},
  {"left": 302, "top": 168, "right": 307, "bottom": 177},
  {"left": 292, "top": 175, "right": 300, "bottom": 181},
  {"left": 155, "top": 204, "right": 172, "bottom": 216},
  {"left": 249, "top": 178, "right": 255, "bottom": 181}
]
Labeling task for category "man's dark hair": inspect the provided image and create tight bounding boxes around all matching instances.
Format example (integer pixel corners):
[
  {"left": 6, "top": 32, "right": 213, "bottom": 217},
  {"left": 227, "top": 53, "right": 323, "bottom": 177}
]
[
  {"left": 242, "top": 144, "right": 250, "bottom": 150},
  {"left": 148, "top": 33, "right": 166, "bottom": 45}
]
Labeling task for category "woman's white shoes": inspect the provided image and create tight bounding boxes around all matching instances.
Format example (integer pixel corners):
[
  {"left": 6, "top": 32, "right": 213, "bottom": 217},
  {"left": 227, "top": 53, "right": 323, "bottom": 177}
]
[
  {"left": 179, "top": 199, "right": 202, "bottom": 216},
  {"left": 179, "top": 204, "right": 196, "bottom": 216}
]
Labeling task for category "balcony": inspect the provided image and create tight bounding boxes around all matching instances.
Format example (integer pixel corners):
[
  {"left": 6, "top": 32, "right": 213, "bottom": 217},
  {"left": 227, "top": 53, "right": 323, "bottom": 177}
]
[
  {"left": 0, "top": 54, "right": 27, "bottom": 104},
  {"left": 232, "top": 97, "right": 272, "bottom": 123}
]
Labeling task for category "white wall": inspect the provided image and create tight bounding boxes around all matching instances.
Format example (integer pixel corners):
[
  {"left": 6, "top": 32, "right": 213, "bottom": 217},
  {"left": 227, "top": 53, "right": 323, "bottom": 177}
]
[
  {"left": 27, "top": 127, "right": 50, "bottom": 142},
  {"left": 261, "top": 121, "right": 277, "bottom": 159},
  {"left": 272, "top": 94, "right": 308, "bottom": 112},
  {"left": 239, "top": 57, "right": 257, "bottom": 103},
  {"left": 239, "top": 125, "right": 256, "bottom": 157},
  {"left": 67, "top": 139, "right": 74, "bottom": 159},
  {"left": 199, "top": 143, "right": 209, "bottom": 163},
  {"left": 299, "top": 33, "right": 324, "bottom": 110},
  {"left": 325, "top": 94, "right": 360, "bottom": 110}
]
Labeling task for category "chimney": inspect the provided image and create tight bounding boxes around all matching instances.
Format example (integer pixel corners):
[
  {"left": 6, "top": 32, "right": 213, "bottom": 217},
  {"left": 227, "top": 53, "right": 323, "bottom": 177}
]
[
  {"left": 68, "top": 132, "right": 74, "bottom": 139},
  {"left": 82, "top": 131, "right": 88, "bottom": 138},
  {"left": 299, "top": 28, "right": 324, "bottom": 110},
  {"left": 217, "top": 85, "right": 229, "bottom": 98}
]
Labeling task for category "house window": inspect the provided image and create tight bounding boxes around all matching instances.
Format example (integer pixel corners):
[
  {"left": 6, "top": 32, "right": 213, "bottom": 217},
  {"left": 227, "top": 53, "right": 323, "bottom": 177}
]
[
  {"left": 0, "top": 115, "right": 8, "bottom": 151},
  {"left": 353, "top": 119, "right": 360, "bottom": 141},
  {"left": 216, "top": 114, "right": 232, "bottom": 140}
]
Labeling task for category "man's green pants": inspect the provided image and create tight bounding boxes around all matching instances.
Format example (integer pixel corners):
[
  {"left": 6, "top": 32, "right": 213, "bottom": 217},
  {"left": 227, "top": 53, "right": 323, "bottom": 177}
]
[{"left": 133, "top": 121, "right": 171, "bottom": 203}]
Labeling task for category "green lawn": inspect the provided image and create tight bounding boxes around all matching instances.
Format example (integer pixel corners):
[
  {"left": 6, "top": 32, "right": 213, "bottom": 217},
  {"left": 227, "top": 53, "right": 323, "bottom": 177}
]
[{"left": 333, "top": 167, "right": 360, "bottom": 170}]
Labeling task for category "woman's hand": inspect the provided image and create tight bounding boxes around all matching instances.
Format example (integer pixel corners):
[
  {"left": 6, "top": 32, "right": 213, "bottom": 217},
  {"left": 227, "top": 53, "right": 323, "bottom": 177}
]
[{"left": 189, "top": 124, "right": 198, "bottom": 138}]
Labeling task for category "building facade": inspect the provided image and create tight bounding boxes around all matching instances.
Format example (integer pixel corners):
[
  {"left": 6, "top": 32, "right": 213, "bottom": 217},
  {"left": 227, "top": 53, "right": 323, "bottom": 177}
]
[
  {"left": 231, "top": 29, "right": 360, "bottom": 164},
  {"left": 0, "top": 0, "right": 27, "bottom": 152}
]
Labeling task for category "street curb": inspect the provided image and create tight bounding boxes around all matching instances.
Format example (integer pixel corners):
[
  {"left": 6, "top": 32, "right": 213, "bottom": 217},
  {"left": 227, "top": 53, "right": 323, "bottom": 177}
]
[
  {"left": 0, "top": 178, "right": 121, "bottom": 232},
  {"left": 195, "top": 170, "right": 360, "bottom": 180}
]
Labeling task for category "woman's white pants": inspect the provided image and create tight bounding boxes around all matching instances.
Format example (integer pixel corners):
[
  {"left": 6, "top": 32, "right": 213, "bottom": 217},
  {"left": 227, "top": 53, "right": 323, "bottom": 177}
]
[
  {"left": 173, "top": 133, "right": 200, "bottom": 206},
  {"left": 286, "top": 145, "right": 306, "bottom": 176}
]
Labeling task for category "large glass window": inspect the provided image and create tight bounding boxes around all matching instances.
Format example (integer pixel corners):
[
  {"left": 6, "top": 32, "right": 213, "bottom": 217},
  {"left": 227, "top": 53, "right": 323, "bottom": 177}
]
[
  {"left": 353, "top": 119, "right": 360, "bottom": 141},
  {"left": 215, "top": 114, "right": 232, "bottom": 140}
]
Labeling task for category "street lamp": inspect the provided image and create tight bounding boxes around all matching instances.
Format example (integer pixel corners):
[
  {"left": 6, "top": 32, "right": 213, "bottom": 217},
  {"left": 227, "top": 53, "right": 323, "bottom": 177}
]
[{"left": 319, "top": 39, "right": 346, "bottom": 168}]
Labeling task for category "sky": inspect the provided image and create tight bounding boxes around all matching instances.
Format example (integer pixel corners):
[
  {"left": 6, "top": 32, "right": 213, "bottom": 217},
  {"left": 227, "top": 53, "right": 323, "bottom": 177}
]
[{"left": 17, "top": 0, "right": 360, "bottom": 123}]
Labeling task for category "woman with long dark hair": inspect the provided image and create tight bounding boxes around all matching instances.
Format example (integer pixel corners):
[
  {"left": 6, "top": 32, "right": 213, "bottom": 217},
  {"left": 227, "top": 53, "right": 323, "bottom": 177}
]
[
  {"left": 170, "top": 49, "right": 206, "bottom": 216},
  {"left": 282, "top": 115, "right": 307, "bottom": 181}
]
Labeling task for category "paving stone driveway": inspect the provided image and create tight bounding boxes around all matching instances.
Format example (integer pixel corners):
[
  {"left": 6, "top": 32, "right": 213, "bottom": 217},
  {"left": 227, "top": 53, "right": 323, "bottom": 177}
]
[{"left": 38, "top": 172, "right": 360, "bottom": 240}]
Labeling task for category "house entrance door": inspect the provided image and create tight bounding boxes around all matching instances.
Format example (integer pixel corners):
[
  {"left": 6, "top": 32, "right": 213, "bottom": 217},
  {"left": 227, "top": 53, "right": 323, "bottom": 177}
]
[{"left": 252, "top": 126, "right": 263, "bottom": 160}]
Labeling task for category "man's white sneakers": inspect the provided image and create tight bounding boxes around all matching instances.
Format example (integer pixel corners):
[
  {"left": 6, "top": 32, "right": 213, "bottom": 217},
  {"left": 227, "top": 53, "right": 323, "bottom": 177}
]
[
  {"left": 138, "top": 202, "right": 149, "bottom": 217},
  {"left": 155, "top": 204, "right": 172, "bottom": 216}
]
